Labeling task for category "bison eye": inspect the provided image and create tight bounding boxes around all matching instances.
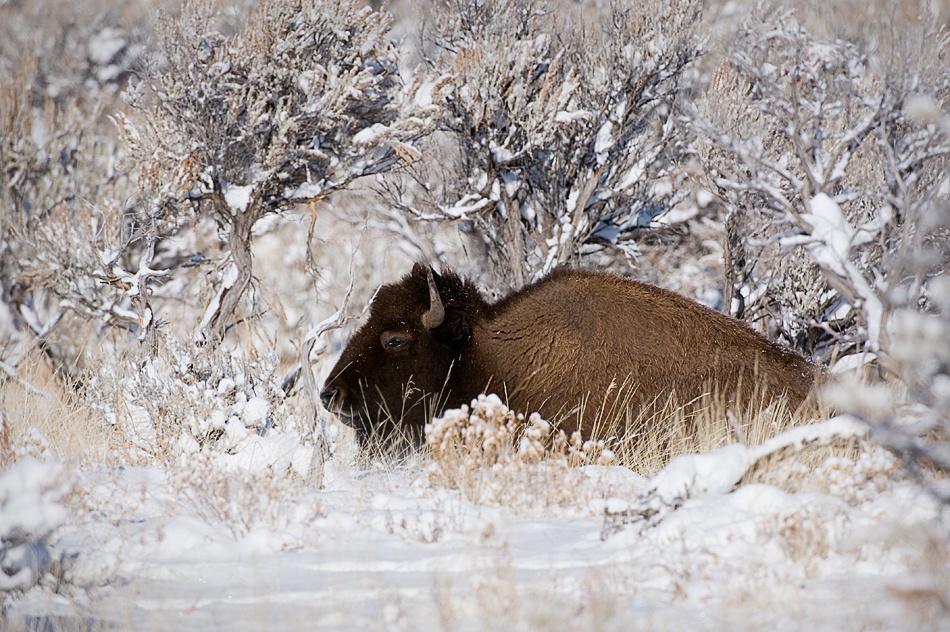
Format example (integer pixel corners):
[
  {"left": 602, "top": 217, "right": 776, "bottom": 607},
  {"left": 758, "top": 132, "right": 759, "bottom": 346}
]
[{"left": 380, "top": 330, "right": 411, "bottom": 351}]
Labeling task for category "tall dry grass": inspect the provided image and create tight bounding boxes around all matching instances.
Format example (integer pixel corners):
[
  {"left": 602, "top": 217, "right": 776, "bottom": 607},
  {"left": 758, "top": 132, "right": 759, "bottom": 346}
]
[
  {"left": 0, "top": 352, "right": 114, "bottom": 468},
  {"left": 414, "top": 379, "right": 842, "bottom": 512},
  {"left": 559, "top": 374, "right": 830, "bottom": 476}
]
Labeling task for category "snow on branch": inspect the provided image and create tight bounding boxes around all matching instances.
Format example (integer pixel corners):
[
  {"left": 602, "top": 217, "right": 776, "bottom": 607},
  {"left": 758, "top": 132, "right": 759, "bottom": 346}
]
[
  {"left": 697, "top": 10, "right": 950, "bottom": 491},
  {"left": 397, "top": 0, "right": 702, "bottom": 289},
  {"left": 602, "top": 416, "right": 869, "bottom": 537},
  {"left": 120, "top": 0, "right": 434, "bottom": 343},
  {"left": 696, "top": 11, "right": 950, "bottom": 364}
]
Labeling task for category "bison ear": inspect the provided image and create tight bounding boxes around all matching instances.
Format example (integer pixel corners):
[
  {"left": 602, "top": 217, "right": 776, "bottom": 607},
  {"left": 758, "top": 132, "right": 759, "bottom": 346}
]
[{"left": 431, "top": 308, "right": 471, "bottom": 351}]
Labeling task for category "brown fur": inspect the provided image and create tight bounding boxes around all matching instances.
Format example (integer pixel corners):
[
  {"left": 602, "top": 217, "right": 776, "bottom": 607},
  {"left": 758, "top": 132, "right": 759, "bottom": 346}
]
[{"left": 321, "top": 263, "right": 816, "bottom": 446}]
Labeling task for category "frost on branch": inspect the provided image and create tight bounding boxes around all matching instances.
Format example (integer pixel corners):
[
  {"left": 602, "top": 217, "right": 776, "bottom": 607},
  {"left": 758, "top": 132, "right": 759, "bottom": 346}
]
[
  {"left": 401, "top": 0, "right": 700, "bottom": 289},
  {"left": 697, "top": 9, "right": 950, "bottom": 490},
  {"left": 696, "top": 10, "right": 950, "bottom": 364},
  {"left": 0, "top": 47, "right": 146, "bottom": 375},
  {"left": 121, "top": 0, "right": 432, "bottom": 342},
  {"left": 602, "top": 416, "right": 869, "bottom": 536}
]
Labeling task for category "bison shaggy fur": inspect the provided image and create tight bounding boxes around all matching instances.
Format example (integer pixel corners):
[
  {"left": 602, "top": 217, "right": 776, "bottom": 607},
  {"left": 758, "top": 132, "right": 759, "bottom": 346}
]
[{"left": 321, "top": 263, "right": 816, "bottom": 446}]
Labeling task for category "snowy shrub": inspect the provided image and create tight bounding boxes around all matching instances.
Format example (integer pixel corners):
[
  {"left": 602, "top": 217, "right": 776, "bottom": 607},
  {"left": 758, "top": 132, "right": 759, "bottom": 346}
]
[
  {"left": 1, "top": 0, "right": 437, "bottom": 480},
  {"left": 834, "top": 283, "right": 950, "bottom": 480},
  {"left": 0, "top": 0, "right": 160, "bottom": 393},
  {"left": 0, "top": 453, "right": 73, "bottom": 592},
  {"left": 0, "top": 0, "right": 144, "bottom": 98},
  {"left": 116, "top": 0, "right": 434, "bottom": 342},
  {"left": 695, "top": 8, "right": 950, "bottom": 489},
  {"left": 0, "top": 46, "right": 141, "bottom": 377},
  {"left": 83, "top": 335, "right": 323, "bottom": 479},
  {"left": 696, "top": 8, "right": 950, "bottom": 363},
  {"left": 425, "top": 395, "right": 614, "bottom": 508},
  {"left": 170, "top": 452, "right": 324, "bottom": 540},
  {"left": 389, "top": 0, "right": 701, "bottom": 290}
]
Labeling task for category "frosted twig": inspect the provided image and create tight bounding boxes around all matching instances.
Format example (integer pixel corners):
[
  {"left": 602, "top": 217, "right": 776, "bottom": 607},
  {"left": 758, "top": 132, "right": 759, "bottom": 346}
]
[
  {"left": 602, "top": 416, "right": 868, "bottom": 538},
  {"left": 0, "top": 360, "right": 45, "bottom": 396}
]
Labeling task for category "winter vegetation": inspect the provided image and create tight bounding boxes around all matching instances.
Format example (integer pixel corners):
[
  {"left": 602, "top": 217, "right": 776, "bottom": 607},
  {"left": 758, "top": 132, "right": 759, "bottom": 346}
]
[{"left": 1, "top": 0, "right": 949, "bottom": 629}]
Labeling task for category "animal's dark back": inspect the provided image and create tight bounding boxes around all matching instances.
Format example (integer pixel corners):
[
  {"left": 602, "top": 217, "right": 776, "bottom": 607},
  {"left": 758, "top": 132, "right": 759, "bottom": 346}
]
[{"left": 458, "top": 268, "right": 814, "bottom": 430}]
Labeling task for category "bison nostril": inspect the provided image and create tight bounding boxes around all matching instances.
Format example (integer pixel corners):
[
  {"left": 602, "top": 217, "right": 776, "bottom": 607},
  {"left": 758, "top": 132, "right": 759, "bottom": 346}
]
[{"left": 320, "top": 385, "right": 341, "bottom": 408}]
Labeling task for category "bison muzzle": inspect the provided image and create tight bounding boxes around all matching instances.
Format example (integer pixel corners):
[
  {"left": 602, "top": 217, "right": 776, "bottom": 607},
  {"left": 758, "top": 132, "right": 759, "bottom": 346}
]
[{"left": 320, "top": 263, "right": 816, "bottom": 447}]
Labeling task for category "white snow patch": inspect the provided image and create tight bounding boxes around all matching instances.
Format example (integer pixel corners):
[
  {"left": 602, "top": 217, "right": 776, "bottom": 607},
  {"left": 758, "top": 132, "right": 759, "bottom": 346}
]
[
  {"left": 800, "top": 193, "right": 854, "bottom": 277},
  {"left": 0, "top": 457, "right": 71, "bottom": 591},
  {"left": 442, "top": 193, "right": 492, "bottom": 219},
  {"left": 352, "top": 123, "right": 390, "bottom": 145},
  {"left": 830, "top": 352, "right": 877, "bottom": 374},
  {"left": 240, "top": 397, "right": 270, "bottom": 425},
  {"left": 904, "top": 94, "right": 944, "bottom": 124},
  {"left": 555, "top": 109, "right": 594, "bottom": 123},
  {"left": 491, "top": 143, "right": 515, "bottom": 164},
  {"left": 653, "top": 205, "right": 699, "bottom": 225},
  {"left": 223, "top": 183, "right": 254, "bottom": 214},
  {"left": 284, "top": 181, "right": 325, "bottom": 200},
  {"left": 88, "top": 28, "right": 126, "bottom": 65},
  {"left": 413, "top": 77, "right": 442, "bottom": 109},
  {"left": 594, "top": 119, "right": 615, "bottom": 165},
  {"left": 617, "top": 159, "right": 646, "bottom": 190},
  {"left": 696, "top": 188, "right": 715, "bottom": 208}
]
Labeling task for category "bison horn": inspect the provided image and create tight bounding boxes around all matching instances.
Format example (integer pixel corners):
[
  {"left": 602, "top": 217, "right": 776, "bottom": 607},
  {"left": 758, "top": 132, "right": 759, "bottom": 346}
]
[{"left": 422, "top": 267, "right": 445, "bottom": 329}]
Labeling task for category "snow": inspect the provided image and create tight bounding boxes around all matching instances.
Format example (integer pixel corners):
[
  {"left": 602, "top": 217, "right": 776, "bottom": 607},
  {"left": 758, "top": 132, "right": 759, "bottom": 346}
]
[
  {"left": 224, "top": 183, "right": 254, "bottom": 214},
  {"left": 829, "top": 351, "right": 877, "bottom": 373},
  {"left": 285, "top": 181, "right": 325, "bottom": 200},
  {"left": 197, "top": 262, "right": 239, "bottom": 334},
  {"left": 87, "top": 27, "right": 127, "bottom": 83},
  {"left": 617, "top": 159, "right": 646, "bottom": 191},
  {"left": 442, "top": 193, "right": 493, "bottom": 219},
  {"left": 800, "top": 193, "right": 853, "bottom": 277},
  {"left": 5, "top": 407, "right": 948, "bottom": 630},
  {"left": 652, "top": 204, "right": 699, "bottom": 226},
  {"left": 413, "top": 77, "right": 442, "bottom": 109},
  {"left": 594, "top": 119, "right": 615, "bottom": 165},
  {"left": 611, "top": 416, "right": 868, "bottom": 529},
  {"left": 792, "top": 194, "right": 887, "bottom": 351},
  {"left": 0, "top": 458, "right": 71, "bottom": 591},
  {"left": 904, "top": 94, "right": 944, "bottom": 125},
  {"left": 240, "top": 396, "right": 270, "bottom": 425},
  {"left": 554, "top": 109, "right": 594, "bottom": 123},
  {"left": 88, "top": 28, "right": 127, "bottom": 66},
  {"left": 352, "top": 122, "right": 391, "bottom": 145}
]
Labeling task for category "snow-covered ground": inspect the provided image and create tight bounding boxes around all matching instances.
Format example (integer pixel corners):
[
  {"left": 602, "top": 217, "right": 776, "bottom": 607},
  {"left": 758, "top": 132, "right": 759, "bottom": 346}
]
[{"left": 4, "top": 409, "right": 948, "bottom": 631}]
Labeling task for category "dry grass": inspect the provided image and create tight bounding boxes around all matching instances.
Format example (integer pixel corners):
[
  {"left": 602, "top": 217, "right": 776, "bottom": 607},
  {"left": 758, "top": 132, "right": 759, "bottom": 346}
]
[
  {"left": 572, "top": 377, "right": 831, "bottom": 478},
  {"left": 0, "top": 352, "right": 115, "bottom": 468},
  {"left": 347, "top": 370, "right": 853, "bottom": 513},
  {"left": 0, "top": 343, "right": 867, "bottom": 512},
  {"left": 423, "top": 394, "right": 615, "bottom": 509}
]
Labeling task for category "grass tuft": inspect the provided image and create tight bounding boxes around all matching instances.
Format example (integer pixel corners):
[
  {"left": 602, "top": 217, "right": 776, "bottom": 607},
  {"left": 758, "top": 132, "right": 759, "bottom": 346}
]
[{"left": 1, "top": 352, "right": 113, "bottom": 467}]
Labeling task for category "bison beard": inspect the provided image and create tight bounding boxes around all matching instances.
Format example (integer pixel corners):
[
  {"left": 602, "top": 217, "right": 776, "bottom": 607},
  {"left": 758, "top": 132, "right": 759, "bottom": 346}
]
[{"left": 320, "top": 263, "right": 817, "bottom": 449}]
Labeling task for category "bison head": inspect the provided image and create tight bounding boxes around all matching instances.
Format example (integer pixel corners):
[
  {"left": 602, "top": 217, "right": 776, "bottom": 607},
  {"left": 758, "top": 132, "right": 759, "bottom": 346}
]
[{"left": 320, "top": 263, "right": 480, "bottom": 447}]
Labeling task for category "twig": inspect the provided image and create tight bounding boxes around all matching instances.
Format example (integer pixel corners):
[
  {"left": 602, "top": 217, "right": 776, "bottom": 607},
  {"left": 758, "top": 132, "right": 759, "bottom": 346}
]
[{"left": 0, "top": 359, "right": 45, "bottom": 396}]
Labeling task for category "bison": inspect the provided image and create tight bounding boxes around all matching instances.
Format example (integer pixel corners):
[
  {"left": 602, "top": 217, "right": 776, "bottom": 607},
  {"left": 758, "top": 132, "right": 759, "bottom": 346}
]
[{"left": 320, "top": 263, "right": 816, "bottom": 447}]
